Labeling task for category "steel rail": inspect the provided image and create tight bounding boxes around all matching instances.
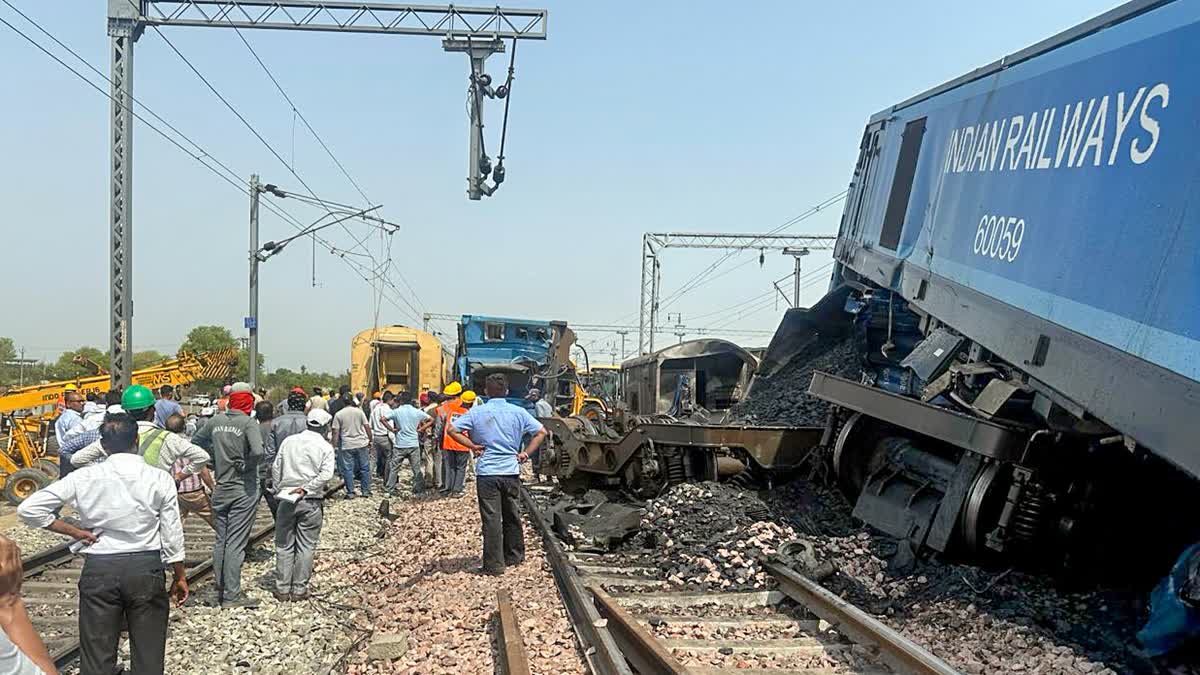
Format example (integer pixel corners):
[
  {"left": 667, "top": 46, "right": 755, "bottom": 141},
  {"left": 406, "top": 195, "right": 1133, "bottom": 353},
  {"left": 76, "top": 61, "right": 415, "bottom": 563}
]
[
  {"left": 21, "top": 481, "right": 346, "bottom": 669},
  {"left": 495, "top": 588, "right": 531, "bottom": 675},
  {"left": 519, "top": 487, "right": 633, "bottom": 675},
  {"left": 588, "top": 585, "right": 688, "bottom": 675},
  {"left": 764, "top": 561, "right": 962, "bottom": 675}
]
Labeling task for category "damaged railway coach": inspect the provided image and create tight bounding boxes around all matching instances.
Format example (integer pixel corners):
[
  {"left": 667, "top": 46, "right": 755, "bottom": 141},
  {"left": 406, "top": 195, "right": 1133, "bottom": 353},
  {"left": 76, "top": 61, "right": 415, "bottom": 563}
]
[{"left": 772, "top": 0, "right": 1200, "bottom": 575}]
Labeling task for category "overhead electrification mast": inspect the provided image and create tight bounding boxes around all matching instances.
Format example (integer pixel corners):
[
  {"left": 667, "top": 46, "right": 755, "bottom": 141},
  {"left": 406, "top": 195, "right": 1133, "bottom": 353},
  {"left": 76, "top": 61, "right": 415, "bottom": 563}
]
[
  {"left": 105, "top": 0, "right": 547, "bottom": 387},
  {"left": 638, "top": 233, "right": 837, "bottom": 354}
]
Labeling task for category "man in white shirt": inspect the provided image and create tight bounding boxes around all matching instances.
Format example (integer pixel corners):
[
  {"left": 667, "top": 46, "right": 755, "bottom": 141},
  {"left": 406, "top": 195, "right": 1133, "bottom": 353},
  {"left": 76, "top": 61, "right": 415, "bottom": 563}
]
[
  {"left": 369, "top": 391, "right": 395, "bottom": 486},
  {"left": 19, "top": 413, "right": 188, "bottom": 675},
  {"left": 272, "top": 409, "right": 336, "bottom": 601}
]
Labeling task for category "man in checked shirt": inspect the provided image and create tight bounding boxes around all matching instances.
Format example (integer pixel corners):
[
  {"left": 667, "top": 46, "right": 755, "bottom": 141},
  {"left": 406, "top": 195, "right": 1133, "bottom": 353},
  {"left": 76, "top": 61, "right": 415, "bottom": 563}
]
[{"left": 166, "top": 413, "right": 216, "bottom": 529}]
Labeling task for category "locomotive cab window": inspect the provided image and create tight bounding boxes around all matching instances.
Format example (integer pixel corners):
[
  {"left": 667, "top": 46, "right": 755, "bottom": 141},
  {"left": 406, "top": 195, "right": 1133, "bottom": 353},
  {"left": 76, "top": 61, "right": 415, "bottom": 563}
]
[
  {"left": 484, "top": 322, "right": 505, "bottom": 342},
  {"left": 879, "top": 117, "right": 926, "bottom": 250}
]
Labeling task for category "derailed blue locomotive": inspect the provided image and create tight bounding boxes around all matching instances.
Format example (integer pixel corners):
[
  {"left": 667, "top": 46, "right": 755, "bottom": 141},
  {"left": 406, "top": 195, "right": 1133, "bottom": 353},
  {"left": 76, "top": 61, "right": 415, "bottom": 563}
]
[{"left": 787, "top": 0, "right": 1200, "bottom": 573}]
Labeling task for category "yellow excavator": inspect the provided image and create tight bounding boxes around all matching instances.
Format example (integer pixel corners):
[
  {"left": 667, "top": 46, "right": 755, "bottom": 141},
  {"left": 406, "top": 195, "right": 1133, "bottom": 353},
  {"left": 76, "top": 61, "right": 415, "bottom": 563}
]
[{"left": 0, "top": 348, "right": 237, "bottom": 504}]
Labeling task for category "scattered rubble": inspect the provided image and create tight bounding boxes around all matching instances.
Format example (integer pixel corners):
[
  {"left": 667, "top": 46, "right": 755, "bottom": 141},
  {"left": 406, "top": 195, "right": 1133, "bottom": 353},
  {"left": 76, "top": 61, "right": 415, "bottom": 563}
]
[
  {"left": 338, "top": 475, "right": 586, "bottom": 674},
  {"left": 634, "top": 482, "right": 796, "bottom": 591},
  {"left": 546, "top": 489, "right": 645, "bottom": 552},
  {"left": 733, "top": 336, "right": 860, "bottom": 426},
  {"left": 765, "top": 479, "right": 1162, "bottom": 674}
]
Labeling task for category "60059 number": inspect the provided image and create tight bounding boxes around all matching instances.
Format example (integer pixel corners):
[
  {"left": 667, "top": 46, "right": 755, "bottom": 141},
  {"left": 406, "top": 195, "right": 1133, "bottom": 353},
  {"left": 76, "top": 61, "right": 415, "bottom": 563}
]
[{"left": 973, "top": 215, "right": 1025, "bottom": 262}]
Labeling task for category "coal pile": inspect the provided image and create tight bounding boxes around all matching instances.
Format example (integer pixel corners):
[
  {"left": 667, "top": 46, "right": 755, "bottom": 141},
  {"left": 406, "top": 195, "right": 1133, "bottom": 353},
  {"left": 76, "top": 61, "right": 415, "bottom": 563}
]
[
  {"left": 734, "top": 336, "right": 860, "bottom": 426},
  {"left": 768, "top": 478, "right": 1150, "bottom": 673},
  {"left": 633, "top": 482, "right": 797, "bottom": 590}
]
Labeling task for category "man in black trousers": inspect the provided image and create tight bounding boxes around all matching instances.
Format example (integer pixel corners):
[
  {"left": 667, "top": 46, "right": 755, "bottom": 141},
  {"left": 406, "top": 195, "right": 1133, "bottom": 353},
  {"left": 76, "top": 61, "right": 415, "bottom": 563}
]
[
  {"left": 447, "top": 373, "right": 547, "bottom": 576},
  {"left": 19, "top": 413, "right": 188, "bottom": 674}
]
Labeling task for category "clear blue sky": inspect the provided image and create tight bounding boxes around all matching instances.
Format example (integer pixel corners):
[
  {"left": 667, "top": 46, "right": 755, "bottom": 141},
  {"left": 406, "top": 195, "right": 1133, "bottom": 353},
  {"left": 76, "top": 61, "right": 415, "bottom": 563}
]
[{"left": 0, "top": 0, "right": 1121, "bottom": 372}]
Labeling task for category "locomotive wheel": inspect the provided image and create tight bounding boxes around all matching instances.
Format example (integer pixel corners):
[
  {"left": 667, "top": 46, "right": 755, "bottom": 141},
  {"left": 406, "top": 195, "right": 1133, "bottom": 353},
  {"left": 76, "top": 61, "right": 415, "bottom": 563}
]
[
  {"left": 959, "top": 462, "right": 1010, "bottom": 556},
  {"left": 832, "top": 413, "right": 891, "bottom": 497}
]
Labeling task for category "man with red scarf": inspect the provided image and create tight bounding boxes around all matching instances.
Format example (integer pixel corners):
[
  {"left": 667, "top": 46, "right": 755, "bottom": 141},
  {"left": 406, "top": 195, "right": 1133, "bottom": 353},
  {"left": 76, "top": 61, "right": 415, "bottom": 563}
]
[{"left": 192, "top": 382, "right": 264, "bottom": 608}]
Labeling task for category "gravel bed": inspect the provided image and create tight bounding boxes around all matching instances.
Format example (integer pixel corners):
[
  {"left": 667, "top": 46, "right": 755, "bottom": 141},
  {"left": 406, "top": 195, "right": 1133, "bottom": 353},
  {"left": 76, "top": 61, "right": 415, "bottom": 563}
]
[
  {"left": 5, "top": 507, "right": 77, "bottom": 556},
  {"left": 59, "top": 493, "right": 376, "bottom": 675},
  {"left": 673, "top": 648, "right": 869, "bottom": 672},
  {"left": 338, "top": 479, "right": 586, "bottom": 674}
]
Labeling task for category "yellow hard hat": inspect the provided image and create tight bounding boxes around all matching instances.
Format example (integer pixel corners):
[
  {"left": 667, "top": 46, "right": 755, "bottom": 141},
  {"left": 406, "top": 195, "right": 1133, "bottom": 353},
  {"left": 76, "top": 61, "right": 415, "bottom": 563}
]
[
  {"left": 64, "top": 384, "right": 78, "bottom": 391},
  {"left": 462, "top": 390, "right": 477, "bottom": 404},
  {"left": 443, "top": 382, "right": 463, "bottom": 396}
]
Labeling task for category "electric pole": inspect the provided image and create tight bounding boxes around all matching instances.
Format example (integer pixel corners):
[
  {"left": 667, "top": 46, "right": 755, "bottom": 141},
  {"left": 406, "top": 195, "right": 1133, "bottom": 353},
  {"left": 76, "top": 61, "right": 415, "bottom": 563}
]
[
  {"left": 103, "top": 1, "right": 547, "bottom": 388},
  {"left": 639, "top": 233, "right": 835, "bottom": 354},
  {"left": 615, "top": 330, "right": 629, "bottom": 361},
  {"left": 248, "top": 174, "right": 261, "bottom": 389},
  {"left": 783, "top": 247, "right": 811, "bottom": 308}
]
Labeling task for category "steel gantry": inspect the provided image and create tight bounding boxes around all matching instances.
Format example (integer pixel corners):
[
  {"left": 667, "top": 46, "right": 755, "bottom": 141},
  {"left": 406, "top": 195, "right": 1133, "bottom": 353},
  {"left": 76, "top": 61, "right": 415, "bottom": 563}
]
[
  {"left": 103, "top": 0, "right": 548, "bottom": 387},
  {"left": 639, "top": 232, "right": 837, "bottom": 355}
]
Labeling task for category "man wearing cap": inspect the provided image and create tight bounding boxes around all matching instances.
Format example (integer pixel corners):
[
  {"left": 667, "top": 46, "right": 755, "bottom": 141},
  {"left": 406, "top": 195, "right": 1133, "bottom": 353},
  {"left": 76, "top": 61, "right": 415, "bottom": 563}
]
[
  {"left": 71, "top": 385, "right": 210, "bottom": 478},
  {"left": 528, "top": 388, "right": 554, "bottom": 419},
  {"left": 383, "top": 391, "right": 432, "bottom": 497},
  {"left": 192, "top": 382, "right": 264, "bottom": 608},
  {"left": 436, "top": 382, "right": 471, "bottom": 497},
  {"left": 271, "top": 409, "right": 335, "bottom": 601},
  {"left": 448, "top": 373, "right": 548, "bottom": 575}
]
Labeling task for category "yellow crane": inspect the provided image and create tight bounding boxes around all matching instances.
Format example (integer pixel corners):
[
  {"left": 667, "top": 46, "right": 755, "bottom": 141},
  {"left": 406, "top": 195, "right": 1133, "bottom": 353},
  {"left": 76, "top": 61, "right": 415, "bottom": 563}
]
[{"left": 0, "top": 348, "right": 237, "bottom": 504}]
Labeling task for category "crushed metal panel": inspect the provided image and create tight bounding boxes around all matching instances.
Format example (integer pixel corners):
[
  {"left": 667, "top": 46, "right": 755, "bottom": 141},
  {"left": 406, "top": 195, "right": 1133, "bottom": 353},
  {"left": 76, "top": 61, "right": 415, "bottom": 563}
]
[
  {"left": 973, "top": 379, "right": 1024, "bottom": 418},
  {"left": 900, "top": 327, "right": 965, "bottom": 382},
  {"left": 808, "top": 371, "right": 1027, "bottom": 461}
]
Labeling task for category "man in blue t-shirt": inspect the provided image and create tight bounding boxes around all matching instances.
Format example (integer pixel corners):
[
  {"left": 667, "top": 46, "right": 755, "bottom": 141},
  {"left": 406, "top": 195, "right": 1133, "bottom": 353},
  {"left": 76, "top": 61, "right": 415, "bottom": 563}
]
[
  {"left": 153, "top": 385, "right": 183, "bottom": 429},
  {"left": 383, "top": 391, "right": 433, "bottom": 497},
  {"left": 448, "top": 373, "right": 547, "bottom": 576}
]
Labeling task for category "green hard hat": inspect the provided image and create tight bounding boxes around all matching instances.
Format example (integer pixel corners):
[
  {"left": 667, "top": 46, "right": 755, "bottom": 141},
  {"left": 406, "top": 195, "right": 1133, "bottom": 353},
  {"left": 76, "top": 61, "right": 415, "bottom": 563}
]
[{"left": 121, "top": 384, "right": 156, "bottom": 411}]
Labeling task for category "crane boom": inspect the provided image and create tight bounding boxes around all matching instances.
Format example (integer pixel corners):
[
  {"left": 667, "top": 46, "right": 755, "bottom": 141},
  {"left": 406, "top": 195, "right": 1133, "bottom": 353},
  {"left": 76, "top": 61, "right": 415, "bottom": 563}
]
[{"left": 0, "top": 347, "right": 238, "bottom": 415}]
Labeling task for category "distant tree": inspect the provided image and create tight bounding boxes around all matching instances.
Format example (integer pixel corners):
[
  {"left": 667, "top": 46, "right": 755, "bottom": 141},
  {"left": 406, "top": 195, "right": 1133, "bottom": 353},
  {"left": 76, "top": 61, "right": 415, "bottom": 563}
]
[
  {"left": 54, "top": 347, "right": 110, "bottom": 379},
  {"left": 132, "top": 350, "right": 167, "bottom": 370},
  {"left": 179, "top": 325, "right": 238, "bottom": 355},
  {"left": 0, "top": 337, "right": 16, "bottom": 386}
]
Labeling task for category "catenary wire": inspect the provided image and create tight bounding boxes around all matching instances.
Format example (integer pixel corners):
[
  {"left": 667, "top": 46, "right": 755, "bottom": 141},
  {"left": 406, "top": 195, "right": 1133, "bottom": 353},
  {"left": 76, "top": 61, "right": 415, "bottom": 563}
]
[
  {"left": 0, "top": 7, "right": 425, "bottom": 329},
  {"left": 656, "top": 190, "right": 847, "bottom": 310}
]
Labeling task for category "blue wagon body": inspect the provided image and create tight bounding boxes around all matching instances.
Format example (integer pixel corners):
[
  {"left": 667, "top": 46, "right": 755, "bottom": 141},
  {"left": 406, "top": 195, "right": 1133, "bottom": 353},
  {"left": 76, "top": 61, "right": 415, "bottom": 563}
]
[{"left": 834, "top": 0, "right": 1200, "bottom": 477}]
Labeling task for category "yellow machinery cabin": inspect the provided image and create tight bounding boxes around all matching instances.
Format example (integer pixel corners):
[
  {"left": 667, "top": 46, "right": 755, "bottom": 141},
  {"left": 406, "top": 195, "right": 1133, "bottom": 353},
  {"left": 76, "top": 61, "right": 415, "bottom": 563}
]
[{"left": 350, "top": 326, "right": 451, "bottom": 398}]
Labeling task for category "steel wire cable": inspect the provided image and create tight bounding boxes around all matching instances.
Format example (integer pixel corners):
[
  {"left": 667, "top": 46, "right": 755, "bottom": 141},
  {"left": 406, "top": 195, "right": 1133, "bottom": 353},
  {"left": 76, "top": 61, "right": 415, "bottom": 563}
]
[
  {"left": 0, "top": 5, "right": 426, "bottom": 328},
  {"left": 219, "top": 19, "right": 428, "bottom": 313},
  {"left": 656, "top": 190, "right": 848, "bottom": 310}
]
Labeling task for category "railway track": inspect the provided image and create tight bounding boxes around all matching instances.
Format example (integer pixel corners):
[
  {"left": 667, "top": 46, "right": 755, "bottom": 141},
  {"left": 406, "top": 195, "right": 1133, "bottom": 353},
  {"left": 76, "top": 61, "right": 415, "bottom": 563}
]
[
  {"left": 20, "top": 482, "right": 342, "bottom": 671},
  {"left": 522, "top": 486, "right": 964, "bottom": 675}
]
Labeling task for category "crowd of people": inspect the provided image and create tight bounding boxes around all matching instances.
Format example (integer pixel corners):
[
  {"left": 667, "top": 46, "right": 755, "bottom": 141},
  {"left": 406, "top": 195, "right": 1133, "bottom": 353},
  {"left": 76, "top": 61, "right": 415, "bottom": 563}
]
[{"left": 4, "top": 373, "right": 550, "bottom": 673}]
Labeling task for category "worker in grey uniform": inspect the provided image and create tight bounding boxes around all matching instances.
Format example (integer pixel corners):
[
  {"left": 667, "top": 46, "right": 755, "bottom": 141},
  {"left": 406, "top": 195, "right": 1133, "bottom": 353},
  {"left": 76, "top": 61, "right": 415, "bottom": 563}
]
[
  {"left": 271, "top": 408, "right": 336, "bottom": 601},
  {"left": 192, "top": 382, "right": 263, "bottom": 609}
]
